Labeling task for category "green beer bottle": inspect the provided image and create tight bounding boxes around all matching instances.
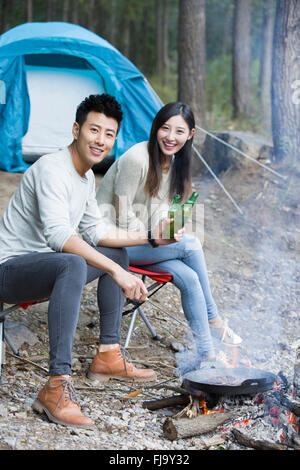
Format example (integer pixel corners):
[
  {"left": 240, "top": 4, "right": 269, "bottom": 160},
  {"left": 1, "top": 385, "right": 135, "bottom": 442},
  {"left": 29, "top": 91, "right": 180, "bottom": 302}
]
[
  {"left": 163, "top": 194, "right": 181, "bottom": 239},
  {"left": 182, "top": 192, "right": 199, "bottom": 227},
  {"left": 163, "top": 191, "right": 199, "bottom": 239}
]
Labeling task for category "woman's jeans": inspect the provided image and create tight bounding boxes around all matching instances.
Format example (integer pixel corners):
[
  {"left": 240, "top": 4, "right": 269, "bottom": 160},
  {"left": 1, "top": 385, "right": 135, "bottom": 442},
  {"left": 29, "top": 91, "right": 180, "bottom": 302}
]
[
  {"left": 0, "top": 247, "right": 128, "bottom": 376},
  {"left": 126, "top": 234, "right": 218, "bottom": 359}
]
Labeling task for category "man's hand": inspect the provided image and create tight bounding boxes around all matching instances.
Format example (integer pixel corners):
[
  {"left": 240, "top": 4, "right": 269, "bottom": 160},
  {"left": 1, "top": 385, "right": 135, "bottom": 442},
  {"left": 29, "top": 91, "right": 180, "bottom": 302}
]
[
  {"left": 152, "top": 218, "right": 185, "bottom": 245},
  {"left": 111, "top": 266, "right": 148, "bottom": 302},
  {"left": 63, "top": 235, "right": 148, "bottom": 301}
]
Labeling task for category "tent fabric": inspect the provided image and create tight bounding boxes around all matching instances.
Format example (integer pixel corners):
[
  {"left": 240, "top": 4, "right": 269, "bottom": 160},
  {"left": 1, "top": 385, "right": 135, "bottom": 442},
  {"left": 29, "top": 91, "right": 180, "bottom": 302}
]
[
  {"left": 22, "top": 63, "right": 106, "bottom": 158},
  {"left": 0, "top": 55, "right": 31, "bottom": 172},
  {"left": 0, "top": 22, "right": 162, "bottom": 172}
]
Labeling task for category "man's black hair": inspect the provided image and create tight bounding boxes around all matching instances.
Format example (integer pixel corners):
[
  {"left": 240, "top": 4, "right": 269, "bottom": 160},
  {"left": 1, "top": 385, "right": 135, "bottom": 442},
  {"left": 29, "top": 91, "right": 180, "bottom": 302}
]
[{"left": 75, "top": 94, "right": 123, "bottom": 130}]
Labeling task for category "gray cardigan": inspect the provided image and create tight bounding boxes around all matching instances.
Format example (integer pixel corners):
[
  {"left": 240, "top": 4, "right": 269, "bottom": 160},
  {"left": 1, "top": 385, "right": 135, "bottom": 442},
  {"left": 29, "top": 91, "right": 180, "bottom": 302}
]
[{"left": 96, "top": 141, "right": 172, "bottom": 232}]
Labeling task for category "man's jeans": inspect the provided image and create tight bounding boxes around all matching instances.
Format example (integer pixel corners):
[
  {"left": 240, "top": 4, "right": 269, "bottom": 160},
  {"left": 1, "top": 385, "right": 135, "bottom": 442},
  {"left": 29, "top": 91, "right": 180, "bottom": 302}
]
[
  {"left": 0, "top": 247, "right": 128, "bottom": 376},
  {"left": 126, "top": 235, "right": 218, "bottom": 358}
]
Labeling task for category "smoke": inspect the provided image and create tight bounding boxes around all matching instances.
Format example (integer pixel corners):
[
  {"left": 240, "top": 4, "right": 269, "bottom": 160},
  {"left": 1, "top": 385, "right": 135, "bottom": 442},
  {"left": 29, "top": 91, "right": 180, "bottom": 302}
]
[
  {"left": 232, "top": 219, "right": 299, "bottom": 370},
  {"left": 174, "top": 161, "right": 300, "bottom": 377}
]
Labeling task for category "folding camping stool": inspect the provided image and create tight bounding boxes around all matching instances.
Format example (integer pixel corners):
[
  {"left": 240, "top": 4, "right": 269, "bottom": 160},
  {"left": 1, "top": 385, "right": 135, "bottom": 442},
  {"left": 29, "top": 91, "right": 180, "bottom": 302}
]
[
  {"left": 0, "top": 299, "right": 48, "bottom": 385},
  {"left": 122, "top": 266, "right": 173, "bottom": 348}
]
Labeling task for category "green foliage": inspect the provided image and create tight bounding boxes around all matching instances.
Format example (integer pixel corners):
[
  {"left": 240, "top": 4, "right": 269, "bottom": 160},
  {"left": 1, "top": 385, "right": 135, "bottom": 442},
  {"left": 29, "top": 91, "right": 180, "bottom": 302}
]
[
  {"left": 205, "top": 0, "right": 234, "bottom": 59},
  {"left": 206, "top": 54, "right": 270, "bottom": 135},
  {"left": 148, "top": 72, "right": 178, "bottom": 105},
  {"left": 206, "top": 55, "right": 233, "bottom": 130},
  {"left": 0, "top": 0, "right": 273, "bottom": 136}
]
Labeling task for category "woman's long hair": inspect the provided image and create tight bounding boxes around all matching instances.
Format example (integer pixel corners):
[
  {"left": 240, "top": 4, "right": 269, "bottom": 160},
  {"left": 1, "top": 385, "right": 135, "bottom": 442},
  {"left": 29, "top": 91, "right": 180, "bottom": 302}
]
[{"left": 145, "top": 102, "right": 195, "bottom": 202}]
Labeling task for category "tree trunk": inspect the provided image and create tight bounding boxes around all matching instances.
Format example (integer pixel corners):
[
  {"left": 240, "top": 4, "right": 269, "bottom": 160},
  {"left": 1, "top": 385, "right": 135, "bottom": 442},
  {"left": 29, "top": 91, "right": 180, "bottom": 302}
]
[
  {"left": 0, "top": 0, "right": 9, "bottom": 33},
  {"left": 156, "top": 0, "right": 163, "bottom": 77},
  {"left": 271, "top": 0, "right": 300, "bottom": 163},
  {"left": 178, "top": 0, "right": 206, "bottom": 127},
  {"left": 259, "top": 0, "right": 275, "bottom": 131},
  {"left": 108, "top": 0, "right": 117, "bottom": 46},
  {"left": 87, "top": 0, "right": 96, "bottom": 32},
  {"left": 161, "top": 0, "right": 169, "bottom": 86},
  {"left": 232, "top": 0, "right": 252, "bottom": 119},
  {"left": 26, "top": 0, "right": 33, "bottom": 22},
  {"left": 72, "top": 0, "right": 79, "bottom": 24},
  {"left": 9, "top": 0, "right": 15, "bottom": 22},
  {"left": 47, "top": 0, "right": 57, "bottom": 21},
  {"left": 140, "top": 4, "right": 150, "bottom": 74},
  {"left": 62, "top": 0, "right": 69, "bottom": 22},
  {"left": 156, "top": 0, "right": 169, "bottom": 86},
  {"left": 129, "top": 19, "right": 138, "bottom": 65},
  {"left": 222, "top": 7, "right": 233, "bottom": 57},
  {"left": 122, "top": 14, "right": 130, "bottom": 58}
]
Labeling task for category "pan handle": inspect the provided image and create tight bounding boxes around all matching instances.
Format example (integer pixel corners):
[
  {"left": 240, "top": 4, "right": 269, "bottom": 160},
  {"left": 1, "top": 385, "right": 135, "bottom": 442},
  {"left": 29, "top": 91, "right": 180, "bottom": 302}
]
[{"left": 241, "top": 377, "right": 266, "bottom": 387}]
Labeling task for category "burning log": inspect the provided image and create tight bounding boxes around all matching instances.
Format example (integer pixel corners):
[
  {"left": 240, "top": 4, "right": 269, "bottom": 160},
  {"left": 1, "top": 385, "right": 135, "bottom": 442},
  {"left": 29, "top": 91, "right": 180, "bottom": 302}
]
[
  {"left": 276, "top": 368, "right": 300, "bottom": 417},
  {"left": 163, "top": 411, "right": 232, "bottom": 441},
  {"left": 293, "top": 346, "right": 300, "bottom": 399},
  {"left": 281, "top": 394, "right": 300, "bottom": 417},
  {"left": 143, "top": 390, "right": 217, "bottom": 412},
  {"left": 292, "top": 435, "right": 300, "bottom": 450},
  {"left": 142, "top": 394, "right": 190, "bottom": 411},
  {"left": 232, "top": 428, "right": 287, "bottom": 451}
]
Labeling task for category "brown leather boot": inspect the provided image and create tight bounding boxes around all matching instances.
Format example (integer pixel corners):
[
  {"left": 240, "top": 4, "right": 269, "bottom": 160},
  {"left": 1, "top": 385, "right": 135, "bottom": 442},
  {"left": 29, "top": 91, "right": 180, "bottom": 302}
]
[
  {"left": 87, "top": 346, "right": 156, "bottom": 382},
  {"left": 32, "top": 375, "right": 95, "bottom": 428}
]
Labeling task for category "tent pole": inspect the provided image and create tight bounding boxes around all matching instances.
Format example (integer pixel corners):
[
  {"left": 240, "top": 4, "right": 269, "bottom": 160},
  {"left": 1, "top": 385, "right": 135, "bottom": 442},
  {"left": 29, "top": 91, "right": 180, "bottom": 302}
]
[{"left": 192, "top": 145, "right": 244, "bottom": 216}]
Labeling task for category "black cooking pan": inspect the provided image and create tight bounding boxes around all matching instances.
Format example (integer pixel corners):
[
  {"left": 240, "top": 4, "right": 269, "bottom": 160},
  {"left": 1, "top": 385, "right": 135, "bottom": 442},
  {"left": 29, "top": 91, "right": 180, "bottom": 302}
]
[{"left": 182, "top": 367, "right": 278, "bottom": 396}]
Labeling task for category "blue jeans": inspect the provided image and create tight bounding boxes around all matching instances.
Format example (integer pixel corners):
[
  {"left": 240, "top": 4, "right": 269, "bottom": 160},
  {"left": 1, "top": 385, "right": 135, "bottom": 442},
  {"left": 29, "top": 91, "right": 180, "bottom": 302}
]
[
  {"left": 126, "top": 235, "right": 218, "bottom": 358},
  {"left": 0, "top": 247, "right": 128, "bottom": 376}
]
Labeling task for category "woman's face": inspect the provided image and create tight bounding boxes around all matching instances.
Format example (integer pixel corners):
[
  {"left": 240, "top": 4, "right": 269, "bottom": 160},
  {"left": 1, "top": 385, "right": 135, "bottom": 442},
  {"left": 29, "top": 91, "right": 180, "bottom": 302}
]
[{"left": 156, "top": 114, "right": 195, "bottom": 158}]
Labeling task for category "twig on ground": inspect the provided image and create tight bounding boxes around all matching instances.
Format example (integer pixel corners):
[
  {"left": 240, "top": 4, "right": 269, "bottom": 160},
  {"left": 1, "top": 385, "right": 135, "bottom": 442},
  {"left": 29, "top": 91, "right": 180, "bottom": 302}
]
[{"left": 7, "top": 351, "right": 48, "bottom": 374}]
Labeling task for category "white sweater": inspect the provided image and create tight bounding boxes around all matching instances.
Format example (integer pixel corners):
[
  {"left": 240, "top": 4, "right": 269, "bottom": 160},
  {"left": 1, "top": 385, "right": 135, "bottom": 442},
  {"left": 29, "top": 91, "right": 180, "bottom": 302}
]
[
  {"left": 96, "top": 141, "right": 171, "bottom": 231},
  {"left": 0, "top": 148, "right": 112, "bottom": 265}
]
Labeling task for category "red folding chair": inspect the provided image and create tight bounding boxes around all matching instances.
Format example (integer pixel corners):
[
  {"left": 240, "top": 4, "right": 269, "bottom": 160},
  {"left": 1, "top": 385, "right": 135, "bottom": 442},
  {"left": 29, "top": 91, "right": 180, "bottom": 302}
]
[
  {"left": 0, "top": 299, "right": 48, "bottom": 384},
  {"left": 122, "top": 266, "right": 173, "bottom": 348}
]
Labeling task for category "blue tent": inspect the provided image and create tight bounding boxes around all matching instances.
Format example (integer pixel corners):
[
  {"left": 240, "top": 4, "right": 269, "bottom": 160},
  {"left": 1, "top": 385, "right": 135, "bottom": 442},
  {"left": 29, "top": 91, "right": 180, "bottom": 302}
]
[{"left": 0, "top": 22, "right": 162, "bottom": 172}]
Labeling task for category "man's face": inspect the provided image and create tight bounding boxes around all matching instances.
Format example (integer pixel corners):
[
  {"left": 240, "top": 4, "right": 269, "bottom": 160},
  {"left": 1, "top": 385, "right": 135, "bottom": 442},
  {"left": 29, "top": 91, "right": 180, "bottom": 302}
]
[{"left": 72, "top": 111, "right": 118, "bottom": 173}]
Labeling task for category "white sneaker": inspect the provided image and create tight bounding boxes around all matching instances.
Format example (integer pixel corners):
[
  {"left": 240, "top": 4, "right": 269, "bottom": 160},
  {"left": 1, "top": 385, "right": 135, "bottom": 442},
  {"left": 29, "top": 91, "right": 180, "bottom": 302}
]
[{"left": 210, "top": 318, "right": 242, "bottom": 346}]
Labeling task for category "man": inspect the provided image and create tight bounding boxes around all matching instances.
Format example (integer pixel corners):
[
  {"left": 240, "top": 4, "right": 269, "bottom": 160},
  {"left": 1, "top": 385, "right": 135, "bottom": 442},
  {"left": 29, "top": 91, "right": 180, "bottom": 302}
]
[{"left": 0, "top": 94, "right": 182, "bottom": 429}]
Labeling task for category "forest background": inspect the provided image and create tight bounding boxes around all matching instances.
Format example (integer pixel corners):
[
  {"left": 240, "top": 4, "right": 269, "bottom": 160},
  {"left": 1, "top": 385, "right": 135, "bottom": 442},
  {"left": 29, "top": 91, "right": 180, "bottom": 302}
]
[{"left": 0, "top": 0, "right": 278, "bottom": 140}]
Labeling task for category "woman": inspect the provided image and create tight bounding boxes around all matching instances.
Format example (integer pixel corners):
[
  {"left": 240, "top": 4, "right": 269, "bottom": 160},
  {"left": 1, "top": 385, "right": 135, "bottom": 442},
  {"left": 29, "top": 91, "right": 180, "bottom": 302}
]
[{"left": 96, "top": 102, "right": 241, "bottom": 371}]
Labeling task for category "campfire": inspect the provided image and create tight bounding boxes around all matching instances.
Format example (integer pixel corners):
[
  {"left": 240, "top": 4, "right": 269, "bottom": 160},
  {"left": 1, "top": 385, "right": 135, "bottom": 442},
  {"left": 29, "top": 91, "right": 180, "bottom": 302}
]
[
  {"left": 143, "top": 346, "right": 300, "bottom": 450},
  {"left": 172, "top": 394, "right": 224, "bottom": 419}
]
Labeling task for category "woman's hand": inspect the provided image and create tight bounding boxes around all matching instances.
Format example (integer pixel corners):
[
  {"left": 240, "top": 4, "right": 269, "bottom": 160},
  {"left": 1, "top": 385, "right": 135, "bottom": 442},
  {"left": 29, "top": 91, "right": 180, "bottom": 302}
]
[{"left": 153, "top": 218, "right": 185, "bottom": 245}]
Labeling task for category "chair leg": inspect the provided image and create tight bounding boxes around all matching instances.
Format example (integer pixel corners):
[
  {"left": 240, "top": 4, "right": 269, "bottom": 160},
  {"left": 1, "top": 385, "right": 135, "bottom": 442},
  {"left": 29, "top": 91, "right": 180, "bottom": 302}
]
[
  {"left": 3, "top": 329, "right": 20, "bottom": 356},
  {"left": 137, "top": 307, "right": 160, "bottom": 341},
  {"left": 0, "top": 320, "right": 3, "bottom": 385},
  {"left": 0, "top": 302, "right": 22, "bottom": 385},
  {"left": 124, "top": 306, "right": 160, "bottom": 349},
  {"left": 0, "top": 301, "right": 3, "bottom": 385},
  {"left": 124, "top": 309, "right": 138, "bottom": 349}
]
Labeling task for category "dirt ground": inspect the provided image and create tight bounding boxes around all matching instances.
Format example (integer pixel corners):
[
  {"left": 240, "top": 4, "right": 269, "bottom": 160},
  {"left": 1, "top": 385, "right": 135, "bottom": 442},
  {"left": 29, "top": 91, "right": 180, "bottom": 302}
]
[{"left": 0, "top": 154, "right": 299, "bottom": 450}]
